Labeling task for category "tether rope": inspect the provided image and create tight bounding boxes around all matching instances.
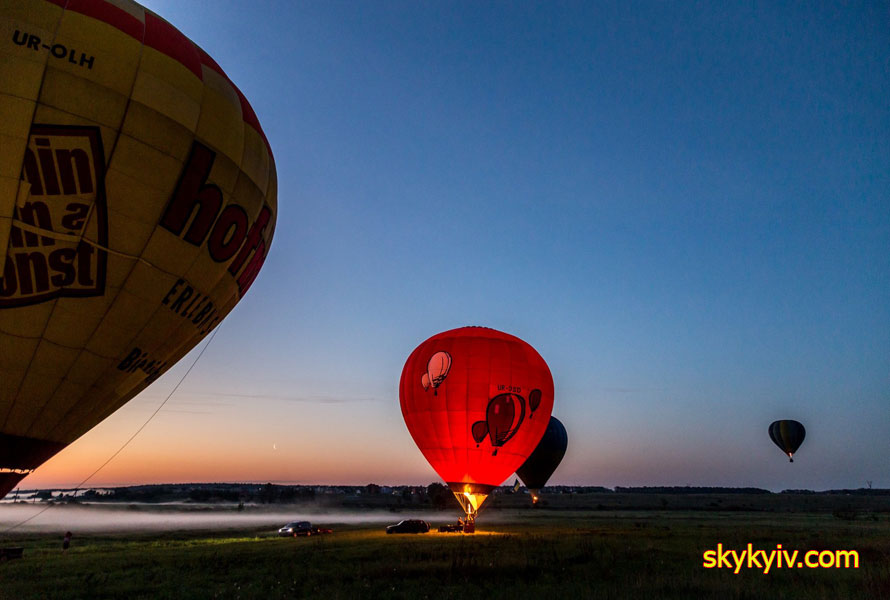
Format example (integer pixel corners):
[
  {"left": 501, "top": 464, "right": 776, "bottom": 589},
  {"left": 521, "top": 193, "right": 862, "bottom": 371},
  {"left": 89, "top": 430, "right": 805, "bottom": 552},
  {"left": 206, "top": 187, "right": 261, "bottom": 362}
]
[{"left": 1, "top": 325, "right": 221, "bottom": 535}]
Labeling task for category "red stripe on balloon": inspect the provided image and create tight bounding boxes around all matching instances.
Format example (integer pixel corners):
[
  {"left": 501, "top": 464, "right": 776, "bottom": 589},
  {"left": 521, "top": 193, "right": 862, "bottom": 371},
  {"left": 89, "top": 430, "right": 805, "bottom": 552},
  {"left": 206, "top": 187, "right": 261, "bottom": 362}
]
[
  {"left": 144, "top": 11, "right": 202, "bottom": 79},
  {"left": 235, "top": 87, "right": 271, "bottom": 152},
  {"left": 66, "top": 0, "right": 145, "bottom": 41},
  {"left": 197, "top": 46, "right": 272, "bottom": 154},
  {"left": 47, "top": 0, "right": 272, "bottom": 156},
  {"left": 196, "top": 46, "right": 225, "bottom": 78}
]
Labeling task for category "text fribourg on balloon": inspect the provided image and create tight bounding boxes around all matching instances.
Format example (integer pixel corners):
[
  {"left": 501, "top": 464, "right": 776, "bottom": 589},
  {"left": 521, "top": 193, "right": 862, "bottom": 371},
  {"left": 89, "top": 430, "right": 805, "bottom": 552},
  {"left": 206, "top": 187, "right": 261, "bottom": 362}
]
[
  {"left": 0, "top": 126, "right": 108, "bottom": 306},
  {"left": 162, "top": 278, "right": 222, "bottom": 336}
]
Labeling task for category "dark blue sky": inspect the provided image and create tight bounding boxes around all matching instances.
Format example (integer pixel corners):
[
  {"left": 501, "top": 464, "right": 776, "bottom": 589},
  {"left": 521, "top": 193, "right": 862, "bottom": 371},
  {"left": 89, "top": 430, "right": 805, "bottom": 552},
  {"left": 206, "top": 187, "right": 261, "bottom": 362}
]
[{"left": 40, "top": 1, "right": 888, "bottom": 491}]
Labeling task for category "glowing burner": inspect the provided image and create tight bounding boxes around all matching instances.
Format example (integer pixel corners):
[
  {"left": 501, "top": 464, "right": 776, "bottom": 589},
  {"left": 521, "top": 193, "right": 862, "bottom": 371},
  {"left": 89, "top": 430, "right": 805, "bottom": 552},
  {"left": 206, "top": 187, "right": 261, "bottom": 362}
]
[{"left": 453, "top": 488, "right": 487, "bottom": 518}]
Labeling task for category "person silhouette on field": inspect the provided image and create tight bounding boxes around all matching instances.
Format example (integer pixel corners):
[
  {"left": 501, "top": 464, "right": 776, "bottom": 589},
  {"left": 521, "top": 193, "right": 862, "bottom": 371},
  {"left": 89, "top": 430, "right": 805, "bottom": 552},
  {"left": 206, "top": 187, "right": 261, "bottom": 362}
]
[{"left": 62, "top": 531, "right": 72, "bottom": 553}]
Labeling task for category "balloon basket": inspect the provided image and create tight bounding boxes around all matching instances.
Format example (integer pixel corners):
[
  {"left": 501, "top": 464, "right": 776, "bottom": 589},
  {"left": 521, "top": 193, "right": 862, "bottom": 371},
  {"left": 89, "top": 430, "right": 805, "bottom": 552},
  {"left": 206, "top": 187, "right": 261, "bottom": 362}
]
[{"left": 462, "top": 517, "right": 475, "bottom": 534}]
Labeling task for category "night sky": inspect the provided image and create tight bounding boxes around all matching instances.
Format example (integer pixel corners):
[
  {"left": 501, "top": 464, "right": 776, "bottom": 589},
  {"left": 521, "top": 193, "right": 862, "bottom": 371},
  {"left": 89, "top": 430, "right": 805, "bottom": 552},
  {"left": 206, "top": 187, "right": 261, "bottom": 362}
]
[{"left": 29, "top": 1, "right": 889, "bottom": 492}]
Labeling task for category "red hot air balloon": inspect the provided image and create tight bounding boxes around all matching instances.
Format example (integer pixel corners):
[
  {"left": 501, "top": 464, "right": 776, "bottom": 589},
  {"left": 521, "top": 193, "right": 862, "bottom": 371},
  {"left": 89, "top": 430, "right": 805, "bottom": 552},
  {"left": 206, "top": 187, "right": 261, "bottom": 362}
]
[{"left": 400, "top": 327, "right": 554, "bottom": 524}]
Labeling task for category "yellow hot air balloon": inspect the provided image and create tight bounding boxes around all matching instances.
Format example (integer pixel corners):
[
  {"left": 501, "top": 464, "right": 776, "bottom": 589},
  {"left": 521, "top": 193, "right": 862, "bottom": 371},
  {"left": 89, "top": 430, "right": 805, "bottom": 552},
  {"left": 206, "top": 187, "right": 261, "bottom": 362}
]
[{"left": 0, "top": 0, "right": 277, "bottom": 497}]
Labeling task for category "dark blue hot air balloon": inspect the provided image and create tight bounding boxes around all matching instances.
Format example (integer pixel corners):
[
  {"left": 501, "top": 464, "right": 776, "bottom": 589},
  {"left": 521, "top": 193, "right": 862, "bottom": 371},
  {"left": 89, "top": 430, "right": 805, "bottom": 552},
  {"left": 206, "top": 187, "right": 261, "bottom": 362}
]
[
  {"left": 769, "top": 420, "right": 806, "bottom": 462},
  {"left": 516, "top": 416, "right": 567, "bottom": 503}
]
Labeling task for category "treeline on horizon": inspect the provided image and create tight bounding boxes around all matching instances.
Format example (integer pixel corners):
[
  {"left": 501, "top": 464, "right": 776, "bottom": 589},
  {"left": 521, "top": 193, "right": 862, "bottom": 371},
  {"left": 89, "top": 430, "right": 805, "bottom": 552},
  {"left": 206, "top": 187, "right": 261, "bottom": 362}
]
[{"left": 11, "top": 483, "right": 890, "bottom": 504}]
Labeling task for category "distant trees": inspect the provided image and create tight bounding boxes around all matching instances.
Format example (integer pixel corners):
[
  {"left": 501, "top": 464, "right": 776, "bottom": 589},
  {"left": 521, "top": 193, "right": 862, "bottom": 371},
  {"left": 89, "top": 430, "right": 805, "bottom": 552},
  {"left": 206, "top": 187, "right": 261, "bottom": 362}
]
[
  {"left": 782, "top": 488, "right": 890, "bottom": 496},
  {"left": 189, "top": 488, "right": 240, "bottom": 502},
  {"left": 614, "top": 486, "right": 771, "bottom": 495},
  {"left": 255, "top": 483, "right": 314, "bottom": 504},
  {"left": 189, "top": 488, "right": 212, "bottom": 502},
  {"left": 426, "top": 483, "right": 451, "bottom": 510},
  {"left": 258, "top": 483, "right": 277, "bottom": 504}
]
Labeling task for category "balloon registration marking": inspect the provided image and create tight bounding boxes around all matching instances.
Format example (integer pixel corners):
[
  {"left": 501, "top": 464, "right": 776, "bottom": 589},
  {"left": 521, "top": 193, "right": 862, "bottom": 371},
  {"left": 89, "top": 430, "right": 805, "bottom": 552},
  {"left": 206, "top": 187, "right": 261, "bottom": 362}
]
[{"left": 12, "top": 30, "right": 96, "bottom": 70}]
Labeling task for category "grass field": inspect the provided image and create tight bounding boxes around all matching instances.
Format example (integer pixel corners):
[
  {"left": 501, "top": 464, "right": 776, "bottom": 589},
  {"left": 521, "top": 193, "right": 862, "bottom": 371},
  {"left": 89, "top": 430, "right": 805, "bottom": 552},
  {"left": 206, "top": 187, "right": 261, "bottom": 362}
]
[{"left": 1, "top": 507, "right": 887, "bottom": 599}]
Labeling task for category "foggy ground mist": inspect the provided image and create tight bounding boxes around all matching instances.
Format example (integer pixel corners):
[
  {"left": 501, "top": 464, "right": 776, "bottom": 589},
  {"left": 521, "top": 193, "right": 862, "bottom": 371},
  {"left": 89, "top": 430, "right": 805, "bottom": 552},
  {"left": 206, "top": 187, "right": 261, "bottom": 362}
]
[{"left": 0, "top": 504, "right": 471, "bottom": 534}]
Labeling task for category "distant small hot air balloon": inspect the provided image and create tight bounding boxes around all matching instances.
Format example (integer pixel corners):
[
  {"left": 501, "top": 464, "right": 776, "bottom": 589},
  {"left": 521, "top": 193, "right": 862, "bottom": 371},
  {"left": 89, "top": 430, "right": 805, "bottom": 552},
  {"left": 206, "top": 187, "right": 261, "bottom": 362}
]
[
  {"left": 768, "top": 420, "right": 806, "bottom": 462},
  {"left": 516, "top": 416, "right": 567, "bottom": 504},
  {"left": 400, "top": 327, "right": 553, "bottom": 526},
  {"left": 0, "top": 0, "right": 277, "bottom": 498},
  {"left": 425, "top": 351, "right": 452, "bottom": 395}
]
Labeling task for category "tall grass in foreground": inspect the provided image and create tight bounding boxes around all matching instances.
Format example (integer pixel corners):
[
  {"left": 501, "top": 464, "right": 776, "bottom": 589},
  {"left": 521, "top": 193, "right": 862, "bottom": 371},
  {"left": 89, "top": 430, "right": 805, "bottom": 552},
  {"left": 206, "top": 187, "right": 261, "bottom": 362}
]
[{"left": 0, "top": 512, "right": 887, "bottom": 599}]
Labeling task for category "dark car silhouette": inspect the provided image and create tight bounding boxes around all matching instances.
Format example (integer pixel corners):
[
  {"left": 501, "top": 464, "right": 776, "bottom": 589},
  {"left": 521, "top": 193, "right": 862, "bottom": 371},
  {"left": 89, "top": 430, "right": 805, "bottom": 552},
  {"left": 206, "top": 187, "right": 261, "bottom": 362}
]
[
  {"left": 385, "top": 519, "right": 430, "bottom": 534},
  {"left": 278, "top": 521, "right": 332, "bottom": 537}
]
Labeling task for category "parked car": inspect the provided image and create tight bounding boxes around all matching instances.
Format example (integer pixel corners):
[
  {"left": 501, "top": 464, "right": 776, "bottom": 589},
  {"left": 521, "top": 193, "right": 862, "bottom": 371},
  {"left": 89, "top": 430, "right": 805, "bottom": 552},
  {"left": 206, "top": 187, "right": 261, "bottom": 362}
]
[
  {"left": 278, "top": 521, "right": 332, "bottom": 537},
  {"left": 438, "top": 523, "right": 463, "bottom": 533},
  {"left": 385, "top": 519, "right": 430, "bottom": 534},
  {"left": 278, "top": 521, "right": 312, "bottom": 536}
]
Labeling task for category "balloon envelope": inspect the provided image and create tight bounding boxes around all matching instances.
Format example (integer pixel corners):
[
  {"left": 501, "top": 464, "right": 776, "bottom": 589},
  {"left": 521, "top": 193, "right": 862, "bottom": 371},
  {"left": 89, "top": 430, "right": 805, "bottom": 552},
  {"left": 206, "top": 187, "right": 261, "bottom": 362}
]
[
  {"left": 400, "top": 326, "right": 554, "bottom": 516},
  {"left": 768, "top": 420, "right": 806, "bottom": 462},
  {"left": 516, "top": 416, "right": 568, "bottom": 493},
  {"left": 0, "top": 0, "right": 277, "bottom": 497}
]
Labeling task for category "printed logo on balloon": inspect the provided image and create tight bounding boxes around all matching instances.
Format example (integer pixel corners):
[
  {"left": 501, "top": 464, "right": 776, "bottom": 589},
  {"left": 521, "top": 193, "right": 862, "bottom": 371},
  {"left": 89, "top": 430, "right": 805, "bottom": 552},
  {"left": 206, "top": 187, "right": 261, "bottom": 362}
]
[
  {"left": 1, "top": 125, "right": 108, "bottom": 307},
  {"left": 472, "top": 388, "right": 542, "bottom": 455},
  {"left": 421, "top": 351, "right": 451, "bottom": 395}
]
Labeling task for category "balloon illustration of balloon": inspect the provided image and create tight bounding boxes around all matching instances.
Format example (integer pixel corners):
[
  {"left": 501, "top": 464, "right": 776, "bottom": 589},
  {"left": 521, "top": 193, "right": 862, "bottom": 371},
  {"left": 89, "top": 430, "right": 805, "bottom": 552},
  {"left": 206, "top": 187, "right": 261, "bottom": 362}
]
[
  {"left": 528, "top": 388, "right": 542, "bottom": 414},
  {"left": 516, "top": 416, "right": 568, "bottom": 504},
  {"left": 471, "top": 392, "right": 532, "bottom": 454},
  {"left": 400, "top": 326, "right": 554, "bottom": 523},
  {"left": 0, "top": 0, "right": 277, "bottom": 498},
  {"left": 425, "top": 351, "right": 451, "bottom": 395},
  {"left": 768, "top": 420, "right": 806, "bottom": 462}
]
